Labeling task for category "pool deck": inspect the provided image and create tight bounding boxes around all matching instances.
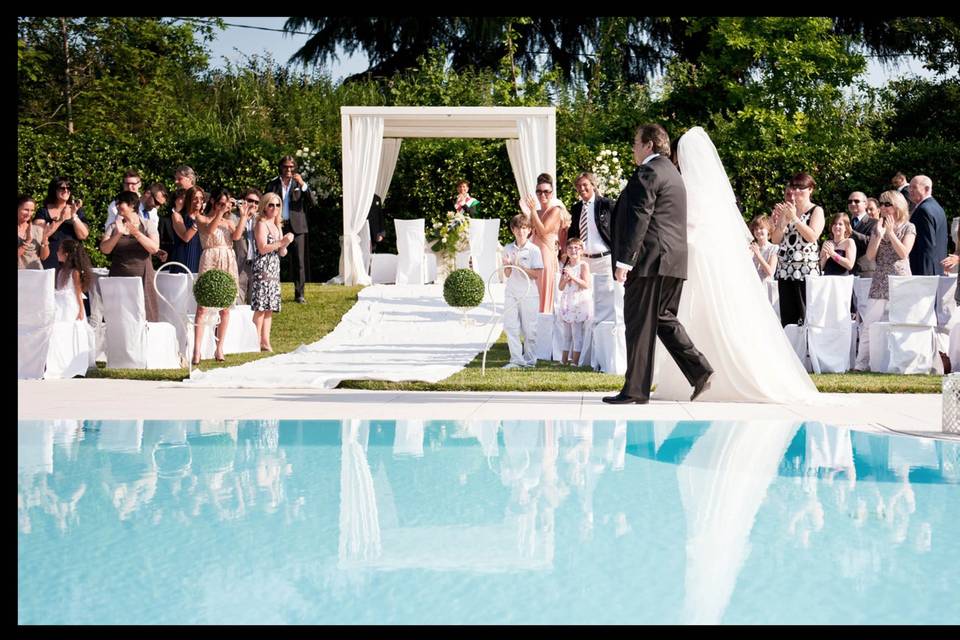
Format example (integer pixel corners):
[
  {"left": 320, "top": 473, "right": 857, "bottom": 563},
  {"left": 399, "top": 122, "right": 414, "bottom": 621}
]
[{"left": 17, "top": 380, "right": 957, "bottom": 441}]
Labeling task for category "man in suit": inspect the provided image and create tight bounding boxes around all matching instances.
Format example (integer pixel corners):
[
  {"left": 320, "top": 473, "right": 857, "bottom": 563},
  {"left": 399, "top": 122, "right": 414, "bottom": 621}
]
[
  {"left": 568, "top": 172, "right": 615, "bottom": 277},
  {"left": 367, "top": 193, "right": 385, "bottom": 252},
  {"left": 847, "top": 191, "right": 877, "bottom": 275},
  {"left": 265, "top": 155, "right": 316, "bottom": 303},
  {"left": 603, "top": 124, "right": 713, "bottom": 405},
  {"left": 232, "top": 188, "right": 261, "bottom": 304},
  {"left": 892, "top": 172, "right": 914, "bottom": 213},
  {"left": 908, "top": 174, "right": 948, "bottom": 276}
]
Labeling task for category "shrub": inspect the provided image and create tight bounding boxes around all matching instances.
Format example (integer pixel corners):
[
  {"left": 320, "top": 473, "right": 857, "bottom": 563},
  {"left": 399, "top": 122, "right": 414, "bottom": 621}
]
[
  {"left": 193, "top": 269, "right": 237, "bottom": 308},
  {"left": 443, "top": 268, "right": 486, "bottom": 308}
]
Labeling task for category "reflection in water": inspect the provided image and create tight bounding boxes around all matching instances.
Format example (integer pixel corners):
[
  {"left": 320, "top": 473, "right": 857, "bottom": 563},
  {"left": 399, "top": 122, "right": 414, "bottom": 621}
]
[{"left": 17, "top": 418, "right": 960, "bottom": 625}]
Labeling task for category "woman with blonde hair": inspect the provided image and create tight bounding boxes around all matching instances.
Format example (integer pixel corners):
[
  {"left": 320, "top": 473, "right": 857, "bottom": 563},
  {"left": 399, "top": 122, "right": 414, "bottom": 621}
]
[
  {"left": 853, "top": 189, "right": 916, "bottom": 370},
  {"left": 249, "top": 192, "right": 294, "bottom": 352}
]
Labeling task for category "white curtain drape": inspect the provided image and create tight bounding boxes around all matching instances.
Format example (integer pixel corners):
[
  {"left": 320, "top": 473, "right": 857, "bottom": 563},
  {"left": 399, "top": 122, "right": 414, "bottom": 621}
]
[
  {"left": 361, "top": 138, "right": 404, "bottom": 273},
  {"left": 343, "top": 116, "right": 384, "bottom": 286},
  {"left": 506, "top": 116, "right": 551, "bottom": 204}
]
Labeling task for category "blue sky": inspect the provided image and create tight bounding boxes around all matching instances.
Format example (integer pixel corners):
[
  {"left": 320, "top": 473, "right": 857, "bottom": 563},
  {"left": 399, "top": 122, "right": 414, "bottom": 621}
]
[{"left": 201, "top": 17, "right": 942, "bottom": 87}]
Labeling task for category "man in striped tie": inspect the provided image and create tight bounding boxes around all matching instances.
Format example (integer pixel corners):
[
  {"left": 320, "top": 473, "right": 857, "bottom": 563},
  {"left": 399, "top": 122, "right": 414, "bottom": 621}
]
[{"left": 569, "top": 172, "right": 615, "bottom": 277}]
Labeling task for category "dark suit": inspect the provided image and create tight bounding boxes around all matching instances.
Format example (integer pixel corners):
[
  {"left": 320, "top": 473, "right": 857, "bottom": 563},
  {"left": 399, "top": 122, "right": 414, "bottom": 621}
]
[
  {"left": 569, "top": 195, "right": 615, "bottom": 249},
  {"left": 265, "top": 177, "right": 316, "bottom": 299},
  {"left": 611, "top": 155, "right": 712, "bottom": 401},
  {"left": 850, "top": 215, "right": 878, "bottom": 275},
  {"left": 909, "top": 196, "right": 948, "bottom": 276},
  {"left": 368, "top": 194, "right": 385, "bottom": 250}
]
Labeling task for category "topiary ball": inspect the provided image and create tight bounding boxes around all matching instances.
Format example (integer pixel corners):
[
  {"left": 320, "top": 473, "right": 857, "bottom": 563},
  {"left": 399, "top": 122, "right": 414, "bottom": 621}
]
[
  {"left": 443, "top": 268, "right": 485, "bottom": 308},
  {"left": 193, "top": 269, "right": 237, "bottom": 309}
]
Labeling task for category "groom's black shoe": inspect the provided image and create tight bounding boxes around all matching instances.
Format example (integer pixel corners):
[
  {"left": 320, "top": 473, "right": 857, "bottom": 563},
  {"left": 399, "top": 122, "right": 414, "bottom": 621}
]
[
  {"left": 690, "top": 370, "right": 715, "bottom": 402},
  {"left": 602, "top": 392, "right": 648, "bottom": 405}
]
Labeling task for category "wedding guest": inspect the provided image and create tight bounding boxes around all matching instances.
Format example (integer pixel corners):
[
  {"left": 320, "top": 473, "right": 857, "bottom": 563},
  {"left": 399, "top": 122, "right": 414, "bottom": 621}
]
[
  {"left": 907, "top": 175, "right": 948, "bottom": 276},
  {"left": 264, "top": 155, "right": 315, "bottom": 304},
  {"left": 35, "top": 177, "right": 89, "bottom": 269},
  {"left": 501, "top": 214, "right": 543, "bottom": 369},
  {"left": 854, "top": 190, "right": 916, "bottom": 370},
  {"left": 18, "top": 196, "right": 49, "bottom": 270},
  {"left": 453, "top": 179, "right": 479, "bottom": 215},
  {"left": 104, "top": 170, "right": 146, "bottom": 232},
  {"left": 891, "top": 172, "right": 912, "bottom": 210},
  {"left": 174, "top": 165, "right": 197, "bottom": 191},
  {"left": 819, "top": 213, "right": 857, "bottom": 276},
  {"left": 170, "top": 186, "right": 204, "bottom": 274},
  {"left": 192, "top": 188, "right": 241, "bottom": 366},
  {"left": 749, "top": 215, "right": 778, "bottom": 282},
  {"left": 524, "top": 175, "right": 567, "bottom": 313},
  {"left": 569, "top": 172, "right": 615, "bottom": 277},
  {"left": 156, "top": 187, "right": 183, "bottom": 266},
  {"left": 852, "top": 197, "right": 881, "bottom": 276},
  {"left": 557, "top": 237, "right": 593, "bottom": 366},
  {"left": 100, "top": 191, "right": 161, "bottom": 322},
  {"left": 250, "top": 193, "right": 294, "bottom": 352},
  {"left": 233, "top": 188, "right": 261, "bottom": 304},
  {"left": 771, "top": 172, "right": 825, "bottom": 326},
  {"left": 54, "top": 239, "right": 93, "bottom": 322}
]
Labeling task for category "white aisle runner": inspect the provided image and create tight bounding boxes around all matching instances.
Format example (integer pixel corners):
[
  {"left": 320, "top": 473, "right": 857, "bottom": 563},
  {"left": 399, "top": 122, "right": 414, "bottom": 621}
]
[{"left": 181, "top": 284, "right": 504, "bottom": 388}]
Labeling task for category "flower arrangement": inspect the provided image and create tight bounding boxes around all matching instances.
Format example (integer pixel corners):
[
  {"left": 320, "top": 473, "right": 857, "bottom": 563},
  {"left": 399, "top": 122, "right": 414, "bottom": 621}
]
[
  {"left": 443, "top": 268, "right": 485, "bottom": 309},
  {"left": 294, "top": 146, "right": 339, "bottom": 199},
  {"left": 193, "top": 269, "right": 237, "bottom": 309},
  {"left": 429, "top": 210, "right": 471, "bottom": 267},
  {"left": 592, "top": 148, "right": 628, "bottom": 198}
]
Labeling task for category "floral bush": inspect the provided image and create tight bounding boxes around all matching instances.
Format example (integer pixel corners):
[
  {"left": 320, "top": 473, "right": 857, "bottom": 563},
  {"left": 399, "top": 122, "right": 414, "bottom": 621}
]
[{"left": 592, "top": 148, "right": 628, "bottom": 198}]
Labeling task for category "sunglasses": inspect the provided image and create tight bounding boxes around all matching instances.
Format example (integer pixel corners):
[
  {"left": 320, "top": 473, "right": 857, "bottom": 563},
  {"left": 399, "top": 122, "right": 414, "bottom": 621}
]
[
  {"left": 535, "top": 189, "right": 553, "bottom": 195},
  {"left": 847, "top": 199, "right": 862, "bottom": 204},
  {"left": 57, "top": 185, "right": 71, "bottom": 191},
  {"left": 879, "top": 201, "right": 894, "bottom": 207},
  {"left": 245, "top": 198, "right": 260, "bottom": 205},
  {"left": 266, "top": 202, "right": 280, "bottom": 208}
]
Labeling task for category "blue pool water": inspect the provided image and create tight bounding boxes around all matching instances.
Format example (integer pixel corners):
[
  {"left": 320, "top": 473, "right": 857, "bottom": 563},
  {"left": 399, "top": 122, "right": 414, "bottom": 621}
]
[{"left": 17, "top": 419, "right": 959, "bottom": 625}]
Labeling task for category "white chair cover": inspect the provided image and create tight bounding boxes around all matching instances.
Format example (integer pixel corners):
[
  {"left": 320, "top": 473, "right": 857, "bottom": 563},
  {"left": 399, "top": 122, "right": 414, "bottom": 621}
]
[
  {"left": 950, "top": 322, "right": 960, "bottom": 372},
  {"left": 535, "top": 312, "right": 555, "bottom": 361},
  {"left": 18, "top": 269, "right": 56, "bottom": 379},
  {"left": 100, "top": 276, "right": 180, "bottom": 369},
  {"left": 370, "top": 253, "right": 398, "bottom": 284},
  {"left": 875, "top": 276, "right": 941, "bottom": 374},
  {"left": 936, "top": 275, "right": 958, "bottom": 329},
  {"left": 887, "top": 276, "right": 939, "bottom": 325},
  {"left": 591, "top": 280, "right": 626, "bottom": 374},
  {"left": 88, "top": 267, "right": 110, "bottom": 362},
  {"left": 394, "top": 218, "right": 426, "bottom": 285},
  {"left": 783, "top": 276, "right": 854, "bottom": 374},
  {"left": 219, "top": 305, "right": 261, "bottom": 355},
  {"left": 155, "top": 271, "right": 195, "bottom": 358},
  {"left": 852, "top": 276, "right": 873, "bottom": 315},
  {"left": 424, "top": 252, "right": 438, "bottom": 283},
  {"left": 45, "top": 320, "right": 95, "bottom": 379}
]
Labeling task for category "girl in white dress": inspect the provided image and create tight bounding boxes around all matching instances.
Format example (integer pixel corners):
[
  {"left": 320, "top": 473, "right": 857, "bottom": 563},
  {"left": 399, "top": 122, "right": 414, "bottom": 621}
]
[
  {"left": 54, "top": 239, "right": 92, "bottom": 322},
  {"left": 557, "top": 237, "right": 594, "bottom": 366}
]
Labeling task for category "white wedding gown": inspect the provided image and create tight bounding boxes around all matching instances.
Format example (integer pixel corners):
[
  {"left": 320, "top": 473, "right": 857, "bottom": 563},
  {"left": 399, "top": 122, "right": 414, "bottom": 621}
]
[{"left": 652, "top": 127, "right": 820, "bottom": 403}]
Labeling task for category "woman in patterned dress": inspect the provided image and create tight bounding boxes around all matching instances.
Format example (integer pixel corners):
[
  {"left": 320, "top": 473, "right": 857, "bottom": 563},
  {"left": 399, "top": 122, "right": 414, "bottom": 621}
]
[
  {"left": 771, "top": 172, "right": 825, "bottom": 327},
  {"left": 853, "top": 190, "right": 916, "bottom": 370},
  {"left": 250, "top": 192, "right": 294, "bottom": 352},
  {"left": 191, "top": 188, "right": 242, "bottom": 366}
]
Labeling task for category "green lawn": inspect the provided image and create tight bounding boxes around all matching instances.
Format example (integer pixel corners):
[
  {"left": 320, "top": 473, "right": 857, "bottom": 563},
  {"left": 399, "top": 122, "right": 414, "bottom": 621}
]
[{"left": 87, "top": 282, "right": 944, "bottom": 393}]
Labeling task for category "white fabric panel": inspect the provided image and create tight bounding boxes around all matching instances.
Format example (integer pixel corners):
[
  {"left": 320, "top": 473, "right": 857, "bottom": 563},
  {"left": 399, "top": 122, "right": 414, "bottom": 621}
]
[
  {"left": 394, "top": 218, "right": 426, "bottom": 285},
  {"left": 869, "top": 322, "right": 892, "bottom": 373},
  {"left": 551, "top": 313, "right": 567, "bottom": 361},
  {"left": 18, "top": 269, "right": 57, "bottom": 380},
  {"left": 455, "top": 249, "right": 471, "bottom": 270},
  {"left": 221, "top": 305, "right": 261, "bottom": 355},
  {"left": 765, "top": 280, "right": 780, "bottom": 323},
  {"left": 505, "top": 139, "right": 536, "bottom": 204},
  {"left": 852, "top": 276, "right": 873, "bottom": 315},
  {"left": 424, "top": 252, "right": 437, "bottom": 284},
  {"left": 516, "top": 116, "right": 552, "bottom": 197},
  {"left": 393, "top": 420, "right": 425, "bottom": 458},
  {"left": 370, "top": 253, "right": 398, "bottom": 284},
  {"left": 88, "top": 267, "right": 109, "bottom": 362},
  {"left": 184, "top": 285, "right": 504, "bottom": 388},
  {"left": 468, "top": 218, "right": 501, "bottom": 286},
  {"left": 535, "top": 312, "right": 555, "bottom": 361},
  {"left": 887, "top": 275, "right": 939, "bottom": 326},
  {"left": 376, "top": 138, "right": 402, "bottom": 201},
  {"left": 886, "top": 326, "right": 939, "bottom": 374},
  {"left": 806, "top": 324, "right": 854, "bottom": 374},
  {"left": 44, "top": 321, "right": 95, "bottom": 379},
  {"left": 936, "top": 275, "right": 957, "bottom": 329},
  {"left": 949, "top": 322, "right": 960, "bottom": 372},
  {"left": 591, "top": 321, "right": 627, "bottom": 375},
  {"left": 360, "top": 219, "right": 372, "bottom": 276},
  {"left": 100, "top": 276, "right": 179, "bottom": 369},
  {"left": 782, "top": 324, "right": 808, "bottom": 371},
  {"left": 342, "top": 115, "right": 383, "bottom": 286},
  {"left": 804, "top": 275, "right": 853, "bottom": 327}
]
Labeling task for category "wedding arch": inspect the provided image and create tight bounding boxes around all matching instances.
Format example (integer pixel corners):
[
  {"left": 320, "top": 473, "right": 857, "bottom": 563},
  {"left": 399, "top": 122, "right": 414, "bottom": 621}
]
[{"left": 339, "top": 106, "right": 557, "bottom": 285}]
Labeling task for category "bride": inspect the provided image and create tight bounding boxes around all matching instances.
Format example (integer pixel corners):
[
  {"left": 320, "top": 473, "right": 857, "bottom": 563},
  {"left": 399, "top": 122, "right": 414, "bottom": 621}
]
[{"left": 652, "top": 127, "right": 820, "bottom": 403}]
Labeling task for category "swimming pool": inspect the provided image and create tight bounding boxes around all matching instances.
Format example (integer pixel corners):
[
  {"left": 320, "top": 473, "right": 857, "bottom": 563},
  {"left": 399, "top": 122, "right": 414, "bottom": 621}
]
[{"left": 17, "top": 419, "right": 959, "bottom": 625}]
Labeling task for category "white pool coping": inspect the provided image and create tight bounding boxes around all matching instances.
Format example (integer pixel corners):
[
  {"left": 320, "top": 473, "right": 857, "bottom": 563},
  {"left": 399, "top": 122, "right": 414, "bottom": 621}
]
[{"left": 17, "top": 380, "right": 957, "bottom": 441}]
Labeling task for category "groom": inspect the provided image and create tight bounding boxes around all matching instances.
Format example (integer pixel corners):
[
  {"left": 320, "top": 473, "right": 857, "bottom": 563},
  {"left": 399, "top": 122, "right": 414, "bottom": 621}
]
[{"left": 603, "top": 124, "right": 714, "bottom": 404}]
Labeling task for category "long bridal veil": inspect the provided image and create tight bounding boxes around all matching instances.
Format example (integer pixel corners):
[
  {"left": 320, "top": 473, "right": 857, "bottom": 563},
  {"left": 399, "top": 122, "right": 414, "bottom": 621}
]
[{"left": 652, "top": 127, "right": 820, "bottom": 403}]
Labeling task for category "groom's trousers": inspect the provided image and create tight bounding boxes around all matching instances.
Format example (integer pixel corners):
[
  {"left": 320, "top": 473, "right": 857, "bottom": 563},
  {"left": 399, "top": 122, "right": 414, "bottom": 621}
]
[{"left": 622, "top": 273, "right": 712, "bottom": 400}]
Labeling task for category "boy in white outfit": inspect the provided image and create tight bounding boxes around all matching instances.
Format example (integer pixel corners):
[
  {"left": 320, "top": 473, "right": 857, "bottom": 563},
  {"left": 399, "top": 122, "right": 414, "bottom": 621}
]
[{"left": 502, "top": 214, "right": 543, "bottom": 369}]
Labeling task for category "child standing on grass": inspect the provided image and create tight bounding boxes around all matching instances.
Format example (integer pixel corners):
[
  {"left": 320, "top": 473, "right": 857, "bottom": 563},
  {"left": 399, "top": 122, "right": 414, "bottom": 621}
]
[
  {"left": 501, "top": 214, "right": 543, "bottom": 369},
  {"left": 557, "top": 237, "right": 593, "bottom": 365}
]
